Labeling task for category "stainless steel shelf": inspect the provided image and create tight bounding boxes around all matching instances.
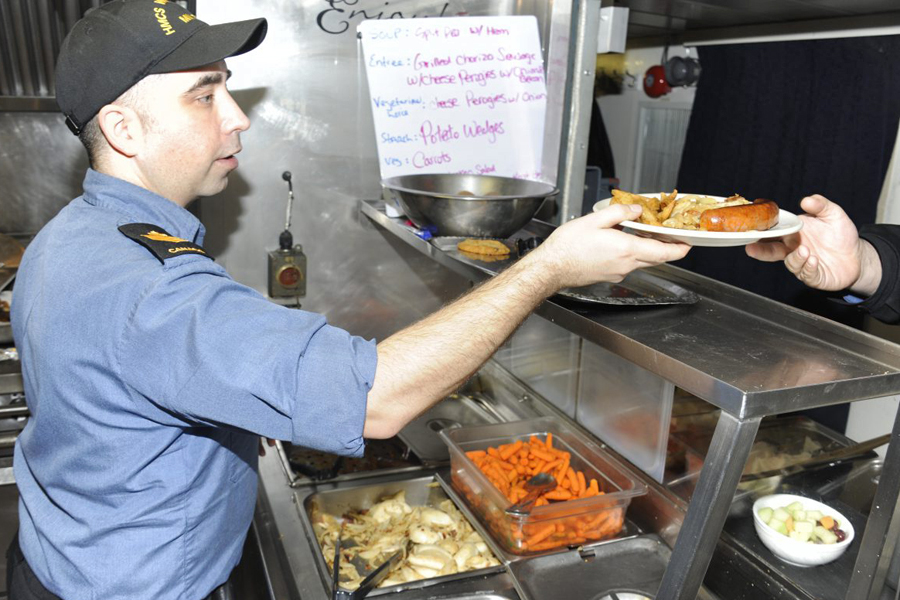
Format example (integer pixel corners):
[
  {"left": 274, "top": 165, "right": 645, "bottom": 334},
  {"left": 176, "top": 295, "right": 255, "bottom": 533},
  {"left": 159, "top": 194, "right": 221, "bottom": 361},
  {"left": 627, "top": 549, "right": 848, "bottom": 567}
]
[
  {"left": 360, "top": 199, "right": 900, "bottom": 600},
  {"left": 360, "top": 199, "right": 900, "bottom": 418},
  {"left": 0, "top": 362, "right": 23, "bottom": 395}
]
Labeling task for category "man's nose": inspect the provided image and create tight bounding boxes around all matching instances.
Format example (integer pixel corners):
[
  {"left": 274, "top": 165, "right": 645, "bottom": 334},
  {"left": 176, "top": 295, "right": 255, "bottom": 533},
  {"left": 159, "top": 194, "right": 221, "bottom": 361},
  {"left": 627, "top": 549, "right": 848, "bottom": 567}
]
[{"left": 222, "top": 91, "right": 251, "bottom": 133}]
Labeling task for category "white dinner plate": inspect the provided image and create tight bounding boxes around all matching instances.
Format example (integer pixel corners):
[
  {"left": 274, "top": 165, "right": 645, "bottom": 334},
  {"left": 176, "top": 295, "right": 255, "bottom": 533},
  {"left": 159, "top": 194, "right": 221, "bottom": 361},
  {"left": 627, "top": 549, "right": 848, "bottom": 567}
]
[{"left": 593, "top": 194, "right": 803, "bottom": 247}]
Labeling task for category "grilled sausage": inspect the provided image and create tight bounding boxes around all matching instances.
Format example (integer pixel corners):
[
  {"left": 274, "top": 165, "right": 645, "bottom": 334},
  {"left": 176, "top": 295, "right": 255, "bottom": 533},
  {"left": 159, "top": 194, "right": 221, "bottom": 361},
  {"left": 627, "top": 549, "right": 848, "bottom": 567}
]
[{"left": 700, "top": 198, "right": 779, "bottom": 232}]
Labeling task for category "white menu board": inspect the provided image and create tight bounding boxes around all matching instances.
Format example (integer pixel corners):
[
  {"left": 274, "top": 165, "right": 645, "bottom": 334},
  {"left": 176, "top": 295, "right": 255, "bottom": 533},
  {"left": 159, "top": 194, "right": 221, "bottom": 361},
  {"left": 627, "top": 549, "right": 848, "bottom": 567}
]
[{"left": 358, "top": 16, "right": 548, "bottom": 181}]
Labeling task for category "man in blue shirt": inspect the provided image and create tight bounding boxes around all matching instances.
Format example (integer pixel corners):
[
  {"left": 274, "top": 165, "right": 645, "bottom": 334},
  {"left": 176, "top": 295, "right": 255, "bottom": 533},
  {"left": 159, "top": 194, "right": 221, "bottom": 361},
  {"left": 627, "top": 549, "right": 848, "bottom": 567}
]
[{"left": 7, "top": 2, "right": 689, "bottom": 599}]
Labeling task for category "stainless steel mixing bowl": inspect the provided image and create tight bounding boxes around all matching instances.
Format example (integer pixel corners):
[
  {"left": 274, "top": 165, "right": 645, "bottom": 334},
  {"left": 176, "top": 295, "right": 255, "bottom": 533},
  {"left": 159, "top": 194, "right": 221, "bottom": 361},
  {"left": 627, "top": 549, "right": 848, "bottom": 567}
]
[{"left": 381, "top": 173, "right": 558, "bottom": 238}]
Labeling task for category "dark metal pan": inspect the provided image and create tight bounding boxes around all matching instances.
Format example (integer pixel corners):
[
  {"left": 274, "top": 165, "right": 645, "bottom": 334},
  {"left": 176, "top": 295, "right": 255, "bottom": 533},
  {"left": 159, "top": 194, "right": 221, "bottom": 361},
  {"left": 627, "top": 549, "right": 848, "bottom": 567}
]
[{"left": 0, "top": 234, "right": 23, "bottom": 271}]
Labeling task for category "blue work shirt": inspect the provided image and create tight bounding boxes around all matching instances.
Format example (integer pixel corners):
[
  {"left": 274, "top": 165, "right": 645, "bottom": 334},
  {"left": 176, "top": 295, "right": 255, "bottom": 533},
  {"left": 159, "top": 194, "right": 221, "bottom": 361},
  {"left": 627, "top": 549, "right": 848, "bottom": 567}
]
[{"left": 11, "top": 169, "right": 377, "bottom": 600}]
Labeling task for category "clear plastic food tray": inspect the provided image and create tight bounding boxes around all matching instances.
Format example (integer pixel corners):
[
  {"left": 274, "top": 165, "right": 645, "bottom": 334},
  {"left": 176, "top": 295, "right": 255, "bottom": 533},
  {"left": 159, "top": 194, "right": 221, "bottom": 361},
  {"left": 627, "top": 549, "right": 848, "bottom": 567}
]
[{"left": 439, "top": 416, "right": 647, "bottom": 555}]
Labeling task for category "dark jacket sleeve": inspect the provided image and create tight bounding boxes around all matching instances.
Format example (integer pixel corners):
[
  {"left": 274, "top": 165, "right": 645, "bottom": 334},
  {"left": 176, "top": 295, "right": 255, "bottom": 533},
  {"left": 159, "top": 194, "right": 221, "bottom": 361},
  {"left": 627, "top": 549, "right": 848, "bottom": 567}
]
[{"left": 853, "top": 224, "right": 900, "bottom": 324}]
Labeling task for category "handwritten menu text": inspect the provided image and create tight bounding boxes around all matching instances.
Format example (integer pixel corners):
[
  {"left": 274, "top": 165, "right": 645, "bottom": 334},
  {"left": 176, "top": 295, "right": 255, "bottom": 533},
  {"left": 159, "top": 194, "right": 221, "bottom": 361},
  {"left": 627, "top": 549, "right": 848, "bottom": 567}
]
[{"left": 359, "top": 16, "right": 547, "bottom": 180}]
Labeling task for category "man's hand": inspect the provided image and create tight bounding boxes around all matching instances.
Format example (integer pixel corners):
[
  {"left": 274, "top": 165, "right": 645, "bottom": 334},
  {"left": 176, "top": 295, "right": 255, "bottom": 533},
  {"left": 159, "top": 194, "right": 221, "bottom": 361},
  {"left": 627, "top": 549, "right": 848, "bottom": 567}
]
[
  {"left": 745, "top": 195, "right": 881, "bottom": 296},
  {"left": 528, "top": 204, "right": 691, "bottom": 290},
  {"left": 258, "top": 437, "right": 276, "bottom": 457}
]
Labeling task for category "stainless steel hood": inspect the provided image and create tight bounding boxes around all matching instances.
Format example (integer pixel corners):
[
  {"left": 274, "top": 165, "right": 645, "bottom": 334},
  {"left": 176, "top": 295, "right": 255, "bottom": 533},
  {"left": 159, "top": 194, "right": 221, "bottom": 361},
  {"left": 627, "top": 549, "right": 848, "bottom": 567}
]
[
  {"left": 4, "top": 0, "right": 900, "bottom": 109},
  {"left": 0, "top": 0, "right": 67, "bottom": 98},
  {"left": 613, "top": 0, "right": 900, "bottom": 41},
  {"left": 0, "top": 0, "right": 195, "bottom": 109}
]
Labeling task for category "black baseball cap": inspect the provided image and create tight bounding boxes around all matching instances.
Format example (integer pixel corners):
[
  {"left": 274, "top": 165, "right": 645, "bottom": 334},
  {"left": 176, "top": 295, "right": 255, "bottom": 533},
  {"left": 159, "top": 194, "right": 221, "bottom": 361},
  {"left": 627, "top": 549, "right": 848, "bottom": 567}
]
[{"left": 56, "top": 0, "right": 267, "bottom": 135}]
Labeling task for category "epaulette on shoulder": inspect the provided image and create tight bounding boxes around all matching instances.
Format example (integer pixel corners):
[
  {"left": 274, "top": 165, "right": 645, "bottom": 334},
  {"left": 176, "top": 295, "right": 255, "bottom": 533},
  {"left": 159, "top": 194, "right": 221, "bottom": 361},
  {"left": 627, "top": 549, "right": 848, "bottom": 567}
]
[{"left": 118, "top": 223, "right": 212, "bottom": 264}]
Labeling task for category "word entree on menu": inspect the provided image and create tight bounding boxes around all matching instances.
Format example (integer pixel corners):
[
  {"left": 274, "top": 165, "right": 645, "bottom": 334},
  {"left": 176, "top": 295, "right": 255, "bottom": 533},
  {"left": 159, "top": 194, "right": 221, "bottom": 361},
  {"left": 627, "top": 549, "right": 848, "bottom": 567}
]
[{"left": 359, "top": 16, "right": 548, "bottom": 180}]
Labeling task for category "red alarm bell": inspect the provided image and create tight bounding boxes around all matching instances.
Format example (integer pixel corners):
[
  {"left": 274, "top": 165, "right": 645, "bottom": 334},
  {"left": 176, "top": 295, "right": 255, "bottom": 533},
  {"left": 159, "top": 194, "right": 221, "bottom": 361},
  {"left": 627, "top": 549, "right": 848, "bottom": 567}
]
[{"left": 643, "top": 65, "right": 671, "bottom": 98}]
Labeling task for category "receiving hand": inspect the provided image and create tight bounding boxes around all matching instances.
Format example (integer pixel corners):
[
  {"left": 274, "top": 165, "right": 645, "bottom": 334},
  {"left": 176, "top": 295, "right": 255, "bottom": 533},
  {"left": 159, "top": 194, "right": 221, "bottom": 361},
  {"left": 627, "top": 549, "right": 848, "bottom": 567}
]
[
  {"left": 532, "top": 203, "right": 691, "bottom": 290},
  {"left": 258, "top": 437, "right": 276, "bottom": 457},
  {"left": 745, "top": 194, "right": 879, "bottom": 295}
]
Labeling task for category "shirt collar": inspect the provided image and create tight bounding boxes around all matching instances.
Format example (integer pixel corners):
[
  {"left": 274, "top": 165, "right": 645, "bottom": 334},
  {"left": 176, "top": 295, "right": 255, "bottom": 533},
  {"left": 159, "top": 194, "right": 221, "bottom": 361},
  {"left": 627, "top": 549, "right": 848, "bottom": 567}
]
[{"left": 81, "top": 169, "right": 206, "bottom": 245}]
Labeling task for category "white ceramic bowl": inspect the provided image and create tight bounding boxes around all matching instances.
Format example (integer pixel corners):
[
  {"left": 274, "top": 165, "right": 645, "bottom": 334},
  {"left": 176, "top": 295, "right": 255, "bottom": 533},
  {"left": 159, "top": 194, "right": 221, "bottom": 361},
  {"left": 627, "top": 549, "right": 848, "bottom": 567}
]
[{"left": 752, "top": 494, "right": 854, "bottom": 567}]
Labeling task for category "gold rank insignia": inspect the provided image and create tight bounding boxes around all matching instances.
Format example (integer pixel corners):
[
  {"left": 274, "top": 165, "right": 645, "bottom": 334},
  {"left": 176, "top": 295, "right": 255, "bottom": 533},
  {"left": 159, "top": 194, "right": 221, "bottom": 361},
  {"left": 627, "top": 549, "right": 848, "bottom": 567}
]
[
  {"left": 118, "top": 223, "right": 212, "bottom": 264},
  {"left": 141, "top": 230, "right": 186, "bottom": 243}
]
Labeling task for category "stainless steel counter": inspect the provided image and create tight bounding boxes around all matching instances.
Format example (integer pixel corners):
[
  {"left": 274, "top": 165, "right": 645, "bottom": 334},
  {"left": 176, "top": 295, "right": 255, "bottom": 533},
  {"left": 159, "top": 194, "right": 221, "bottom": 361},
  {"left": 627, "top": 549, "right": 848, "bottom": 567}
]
[
  {"left": 253, "top": 360, "right": 716, "bottom": 600},
  {"left": 254, "top": 363, "right": 548, "bottom": 600},
  {"left": 0, "top": 362, "right": 23, "bottom": 396},
  {"left": 359, "top": 200, "right": 900, "bottom": 418},
  {"left": 358, "top": 200, "right": 900, "bottom": 600},
  {"left": 256, "top": 357, "right": 884, "bottom": 600},
  {"left": 0, "top": 462, "right": 17, "bottom": 598}
]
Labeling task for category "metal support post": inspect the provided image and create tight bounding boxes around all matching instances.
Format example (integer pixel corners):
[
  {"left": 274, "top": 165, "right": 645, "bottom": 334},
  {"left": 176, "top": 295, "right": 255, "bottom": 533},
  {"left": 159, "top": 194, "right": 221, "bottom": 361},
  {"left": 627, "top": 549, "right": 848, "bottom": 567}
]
[
  {"left": 849, "top": 402, "right": 900, "bottom": 600},
  {"left": 557, "top": 0, "right": 601, "bottom": 223},
  {"left": 656, "top": 412, "right": 761, "bottom": 600}
]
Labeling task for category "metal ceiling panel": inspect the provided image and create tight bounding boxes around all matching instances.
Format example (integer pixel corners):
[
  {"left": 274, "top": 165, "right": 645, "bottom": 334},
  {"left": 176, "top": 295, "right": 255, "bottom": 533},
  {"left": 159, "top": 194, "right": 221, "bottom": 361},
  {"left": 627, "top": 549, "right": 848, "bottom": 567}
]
[
  {"left": 627, "top": 9, "right": 688, "bottom": 28},
  {"left": 615, "top": 0, "right": 900, "bottom": 37},
  {"left": 3, "top": 0, "right": 900, "bottom": 103},
  {"left": 801, "top": 0, "right": 900, "bottom": 14}
]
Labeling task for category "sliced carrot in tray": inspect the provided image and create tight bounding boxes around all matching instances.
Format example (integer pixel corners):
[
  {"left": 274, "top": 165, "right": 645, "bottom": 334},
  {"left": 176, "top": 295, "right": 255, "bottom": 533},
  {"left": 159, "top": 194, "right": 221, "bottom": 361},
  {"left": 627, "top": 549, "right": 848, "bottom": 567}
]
[{"left": 459, "top": 434, "right": 626, "bottom": 553}]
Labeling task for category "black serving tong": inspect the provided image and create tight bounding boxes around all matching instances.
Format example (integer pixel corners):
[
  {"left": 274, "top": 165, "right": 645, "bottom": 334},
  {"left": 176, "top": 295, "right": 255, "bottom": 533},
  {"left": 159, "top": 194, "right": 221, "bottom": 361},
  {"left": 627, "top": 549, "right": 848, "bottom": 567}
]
[
  {"left": 740, "top": 432, "right": 891, "bottom": 482},
  {"left": 514, "top": 236, "right": 544, "bottom": 256},
  {"left": 332, "top": 534, "right": 404, "bottom": 600}
]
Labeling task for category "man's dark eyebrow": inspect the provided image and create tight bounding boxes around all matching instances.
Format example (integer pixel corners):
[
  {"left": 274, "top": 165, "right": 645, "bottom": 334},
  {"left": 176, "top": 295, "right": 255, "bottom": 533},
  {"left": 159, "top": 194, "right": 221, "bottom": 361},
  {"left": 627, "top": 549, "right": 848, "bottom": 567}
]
[{"left": 182, "top": 70, "right": 231, "bottom": 96}]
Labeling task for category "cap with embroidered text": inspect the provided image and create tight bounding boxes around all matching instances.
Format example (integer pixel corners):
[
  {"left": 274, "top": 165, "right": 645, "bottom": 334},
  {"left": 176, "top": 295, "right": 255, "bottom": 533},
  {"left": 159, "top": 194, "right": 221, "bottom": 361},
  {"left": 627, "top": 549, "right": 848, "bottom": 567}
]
[{"left": 56, "top": 0, "right": 267, "bottom": 135}]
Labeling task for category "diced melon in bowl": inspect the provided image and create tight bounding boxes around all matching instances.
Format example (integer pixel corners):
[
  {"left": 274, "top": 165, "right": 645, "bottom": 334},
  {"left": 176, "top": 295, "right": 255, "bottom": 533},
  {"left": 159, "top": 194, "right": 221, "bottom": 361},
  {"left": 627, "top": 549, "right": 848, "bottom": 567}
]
[{"left": 752, "top": 494, "right": 854, "bottom": 567}]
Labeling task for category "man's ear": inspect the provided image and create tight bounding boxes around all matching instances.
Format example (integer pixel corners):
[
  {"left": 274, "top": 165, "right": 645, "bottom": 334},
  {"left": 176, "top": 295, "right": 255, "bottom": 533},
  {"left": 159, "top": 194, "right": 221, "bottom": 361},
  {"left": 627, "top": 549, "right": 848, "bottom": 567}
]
[{"left": 96, "top": 104, "right": 144, "bottom": 158}]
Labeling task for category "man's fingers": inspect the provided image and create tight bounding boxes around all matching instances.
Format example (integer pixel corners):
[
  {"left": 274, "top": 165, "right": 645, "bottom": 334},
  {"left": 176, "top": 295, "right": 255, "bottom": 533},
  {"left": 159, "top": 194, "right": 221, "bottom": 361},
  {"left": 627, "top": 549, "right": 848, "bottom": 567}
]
[
  {"left": 258, "top": 437, "right": 276, "bottom": 457},
  {"left": 631, "top": 237, "right": 691, "bottom": 264},
  {"left": 800, "top": 194, "right": 846, "bottom": 223},
  {"left": 800, "top": 254, "right": 820, "bottom": 283},
  {"left": 656, "top": 240, "right": 691, "bottom": 262},
  {"left": 746, "top": 240, "right": 788, "bottom": 262},
  {"left": 792, "top": 254, "right": 823, "bottom": 288},
  {"left": 799, "top": 195, "right": 826, "bottom": 216},
  {"left": 783, "top": 245, "right": 811, "bottom": 276},
  {"left": 588, "top": 204, "right": 643, "bottom": 228}
]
